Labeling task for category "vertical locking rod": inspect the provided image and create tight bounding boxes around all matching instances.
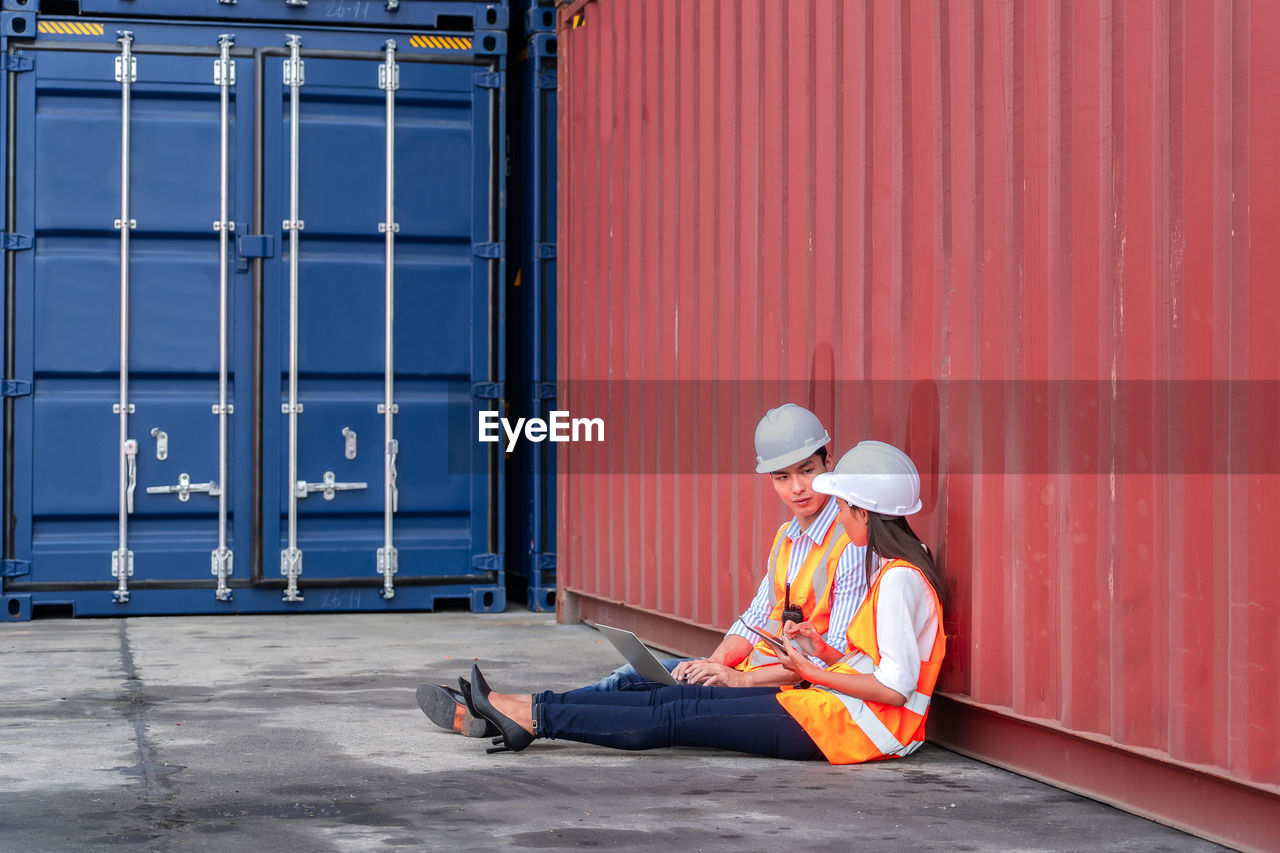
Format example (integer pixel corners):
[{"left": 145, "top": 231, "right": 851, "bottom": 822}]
[
  {"left": 113, "top": 31, "right": 136, "bottom": 604},
  {"left": 212, "top": 34, "right": 235, "bottom": 601},
  {"left": 377, "top": 40, "right": 399, "bottom": 599},
  {"left": 281, "top": 34, "right": 304, "bottom": 602}
]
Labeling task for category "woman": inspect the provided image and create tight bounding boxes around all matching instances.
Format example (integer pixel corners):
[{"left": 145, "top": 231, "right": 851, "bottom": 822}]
[{"left": 462, "top": 440, "right": 947, "bottom": 764}]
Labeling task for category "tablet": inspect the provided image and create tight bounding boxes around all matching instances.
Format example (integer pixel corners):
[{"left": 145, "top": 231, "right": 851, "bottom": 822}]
[{"left": 740, "top": 622, "right": 790, "bottom": 656}]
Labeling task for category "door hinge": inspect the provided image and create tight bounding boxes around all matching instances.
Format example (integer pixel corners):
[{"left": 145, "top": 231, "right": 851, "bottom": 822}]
[
  {"left": 1, "top": 559, "right": 30, "bottom": 578},
  {"left": 535, "top": 382, "right": 557, "bottom": 400},
  {"left": 1, "top": 379, "right": 31, "bottom": 398},
  {"left": 535, "top": 552, "right": 556, "bottom": 571},
  {"left": 473, "top": 241, "right": 504, "bottom": 259},
  {"left": 537, "top": 71, "right": 557, "bottom": 90},
  {"left": 537, "top": 242, "right": 556, "bottom": 259},
  {"left": 1, "top": 232, "right": 32, "bottom": 251},
  {"left": 472, "top": 553, "right": 503, "bottom": 573},
  {"left": 2, "top": 54, "right": 33, "bottom": 73},
  {"left": 474, "top": 71, "right": 504, "bottom": 90},
  {"left": 472, "top": 382, "right": 504, "bottom": 400}
]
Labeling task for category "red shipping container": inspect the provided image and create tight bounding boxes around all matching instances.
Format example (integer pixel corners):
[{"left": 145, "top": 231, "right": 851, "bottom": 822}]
[{"left": 555, "top": 2, "right": 1279, "bottom": 848}]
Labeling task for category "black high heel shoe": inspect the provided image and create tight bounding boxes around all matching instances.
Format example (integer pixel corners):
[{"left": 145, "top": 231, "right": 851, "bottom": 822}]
[{"left": 469, "top": 663, "right": 535, "bottom": 754}]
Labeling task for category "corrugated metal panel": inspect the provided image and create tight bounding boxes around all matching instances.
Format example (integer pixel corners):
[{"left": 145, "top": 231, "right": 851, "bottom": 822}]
[{"left": 556, "top": 0, "right": 1280, "bottom": 846}]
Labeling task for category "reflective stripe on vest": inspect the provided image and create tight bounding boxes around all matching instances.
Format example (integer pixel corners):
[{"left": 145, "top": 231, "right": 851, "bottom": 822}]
[
  {"left": 774, "top": 559, "right": 945, "bottom": 764},
  {"left": 742, "top": 520, "right": 847, "bottom": 669}
]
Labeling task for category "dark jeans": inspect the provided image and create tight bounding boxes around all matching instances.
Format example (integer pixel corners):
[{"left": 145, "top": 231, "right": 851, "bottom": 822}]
[{"left": 532, "top": 684, "right": 824, "bottom": 761}]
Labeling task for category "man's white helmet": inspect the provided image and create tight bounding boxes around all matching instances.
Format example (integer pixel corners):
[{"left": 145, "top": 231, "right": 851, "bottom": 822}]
[
  {"left": 812, "top": 440, "right": 922, "bottom": 516},
  {"left": 753, "top": 403, "right": 831, "bottom": 473}
]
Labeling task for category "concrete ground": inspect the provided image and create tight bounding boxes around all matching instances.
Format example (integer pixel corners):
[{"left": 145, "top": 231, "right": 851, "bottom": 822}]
[{"left": 0, "top": 611, "right": 1224, "bottom": 852}]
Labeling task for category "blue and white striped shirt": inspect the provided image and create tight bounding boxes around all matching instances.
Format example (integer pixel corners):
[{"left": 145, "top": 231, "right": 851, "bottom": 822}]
[{"left": 727, "top": 496, "right": 869, "bottom": 664}]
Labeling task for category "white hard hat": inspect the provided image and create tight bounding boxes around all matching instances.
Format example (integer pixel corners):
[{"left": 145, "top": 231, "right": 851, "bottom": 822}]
[
  {"left": 753, "top": 403, "right": 831, "bottom": 473},
  {"left": 811, "top": 440, "right": 922, "bottom": 516}
]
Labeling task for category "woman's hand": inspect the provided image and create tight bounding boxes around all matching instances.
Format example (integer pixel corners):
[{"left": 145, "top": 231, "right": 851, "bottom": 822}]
[
  {"left": 781, "top": 620, "right": 826, "bottom": 658},
  {"left": 774, "top": 635, "right": 822, "bottom": 683}
]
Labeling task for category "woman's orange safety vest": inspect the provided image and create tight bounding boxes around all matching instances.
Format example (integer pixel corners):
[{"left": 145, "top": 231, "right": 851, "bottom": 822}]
[
  {"left": 738, "top": 517, "right": 850, "bottom": 671},
  {"left": 775, "top": 558, "right": 945, "bottom": 764}
]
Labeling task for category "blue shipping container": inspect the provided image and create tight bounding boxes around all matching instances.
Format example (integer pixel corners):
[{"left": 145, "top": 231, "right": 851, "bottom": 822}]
[
  {"left": 1, "top": 4, "right": 509, "bottom": 618},
  {"left": 505, "top": 28, "right": 555, "bottom": 611}
]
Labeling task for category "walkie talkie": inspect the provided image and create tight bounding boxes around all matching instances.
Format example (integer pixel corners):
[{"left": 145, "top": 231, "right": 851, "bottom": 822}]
[{"left": 780, "top": 582, "right": 804, "bottom": 626}]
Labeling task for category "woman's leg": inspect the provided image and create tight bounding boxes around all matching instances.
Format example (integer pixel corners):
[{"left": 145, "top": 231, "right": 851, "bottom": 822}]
[{"left": 532, "top": 686, "right": 824, "bottom": 760}]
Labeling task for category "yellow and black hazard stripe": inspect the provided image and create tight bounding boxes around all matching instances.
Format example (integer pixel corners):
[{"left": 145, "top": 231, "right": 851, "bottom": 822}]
[
  {"left": 408, "top": 34, "right": 472, "bottom": 51},
  {"left": 569, "top": 13, "right": 585, "bottom": 29},
  {"left": 37, "top": 20, "right": 106, "bottom": 36}
]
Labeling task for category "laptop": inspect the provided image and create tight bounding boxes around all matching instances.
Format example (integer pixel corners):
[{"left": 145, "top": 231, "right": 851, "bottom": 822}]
[{"left": 595, "top": 624, "right": 680, "bottom": 686}]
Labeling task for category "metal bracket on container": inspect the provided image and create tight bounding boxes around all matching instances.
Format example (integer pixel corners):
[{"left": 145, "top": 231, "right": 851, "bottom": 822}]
[
  {"left": 1, "top": 379, "right": 31, "bottom": 398},
  {"left": 295, "top": 471, "right": 367, "bottom": 501},
  {"left": 113, "top": 219, "right": 137, "bottom": 230},
  {"left": 146, "top": 473, "right": 221, "bottom": 502},
  {"left": 472, "top": 553, "right": 503, "bottom": 573},
  {"left": 2, "top": 54, "right": 33, "bottom": 73},
  {"left": 474, "top": 71, "right": 503, "bottom": 90},
  {"left": 282, "top": 219, "right": 304, "bottom": 231},
  {"left": 472, "top": 382, "right": 503, "bottom": 400},
  {"left": 386, "top": 438, "right": 398, "bottom": 512},
  {"left": 124, "top": 439, "right": 138, "bottom": 513},
  {"left": 377, "top": 546, "right": 398, "bottom": 576},
  {"left": 285, "top": 0, "right": 308, "bottom": 8},
  {"left": 280, "top": 547, "right": 303, "bottom": 602},
  {"left": 282, "top": 55, "right": 305, "bottom": 87},
  {"left": 537, "top": 242, "right": 557, "bottom": 259},
  {"left": 0, "top": 232, "right": 31, "bottom": 250},
  {"left": 213, "top": 219, "right": 235, "bottom": 232},
  {"left": 150, "top": 427, "right": 168, "bottom": 460},
  {"left": 211, "top": 547, "right": 233, "bottom": 602},
  {"left": 281, "top": 402, "right": 303, "bottom": 414},
  {"left": 535, "top": 382, "right": 557, "bottom": 400},
  {"left": 237, "top": 234, "right": 274, "bottom": 258},
  {"left": 1, "top": 559, "right": 31, "bottom": 579},
  {"left": 213, "top": 56, "right": 236, "bottom": 86},
  {"left": 211, "top": 403, "right": 234, "bottom": 415},
  {"left": 111, "top": 549, "right": 134, "bottom": 578},
  {"left": 342, "top": 427, "right": 357, "bottom": 459},
  {"left": 114, "top": 54, "right": 136, "bottom": 84},
  {"left": 473, "top": 241, "right": 503, "bottom": 259},
  {"left": 113, "top": 403, "right": 135, "bottom": 414},
  {"left": 377, "top": 221, "right": 399, "bottom": 234},
  {"left": 378, "top": 58, "right": 399, "bottom": 92},
  {"left": 377, "top": 402, "right": 398, "bottom": 414}
]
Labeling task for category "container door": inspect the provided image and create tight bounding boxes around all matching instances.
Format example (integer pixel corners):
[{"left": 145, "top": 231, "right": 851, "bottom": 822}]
[
  {"left": 260, "top": 48, "right": 504, "bottom": 608},
  {"left": 8, "top": 42, "right": 254, "bottom": 610}
]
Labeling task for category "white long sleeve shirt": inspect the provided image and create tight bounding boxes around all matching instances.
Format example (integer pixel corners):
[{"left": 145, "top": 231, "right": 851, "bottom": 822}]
[{"left": 866, "top": 559, "right": 940, "bottom": 699}]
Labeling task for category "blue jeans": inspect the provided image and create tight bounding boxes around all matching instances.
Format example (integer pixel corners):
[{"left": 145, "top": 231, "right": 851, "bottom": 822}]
[
  {"left": 573, "top": 658, "right": 690, "bottom": 694},
  {"left": 532, "top": 684, "right": 824, "bottom": 760}
]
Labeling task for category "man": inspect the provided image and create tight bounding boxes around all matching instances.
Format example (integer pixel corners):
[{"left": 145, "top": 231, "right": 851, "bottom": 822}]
[{"left": 416, "top": 404, "right": 867, "bottom": 732}]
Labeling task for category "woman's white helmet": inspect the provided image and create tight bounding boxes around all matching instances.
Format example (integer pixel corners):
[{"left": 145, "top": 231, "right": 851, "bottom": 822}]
[
  {"left": 812, "top": 440, "right": 922, "bottom": 516},
  {"left": 753, "top": 403, "right": 831, "bottom": 473}
]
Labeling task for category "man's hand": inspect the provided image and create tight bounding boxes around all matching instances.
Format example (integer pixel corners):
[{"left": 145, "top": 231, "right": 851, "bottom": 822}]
[{"left": 679, "top": 661, "right": 747, "bottom": 687}]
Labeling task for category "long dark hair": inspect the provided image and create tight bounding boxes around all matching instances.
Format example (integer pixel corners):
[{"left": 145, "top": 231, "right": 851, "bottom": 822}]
[{"left": 865, "top": 511, "right": 946, "bottom": 608}]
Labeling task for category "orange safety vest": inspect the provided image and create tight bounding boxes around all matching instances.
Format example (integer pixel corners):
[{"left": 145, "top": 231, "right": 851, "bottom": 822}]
[
  {"left": 775, "top": 558, "right": 945, "bottom": 764},
  {"left": 737, "top": 513, "right": 850, "bottom": 671}
]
